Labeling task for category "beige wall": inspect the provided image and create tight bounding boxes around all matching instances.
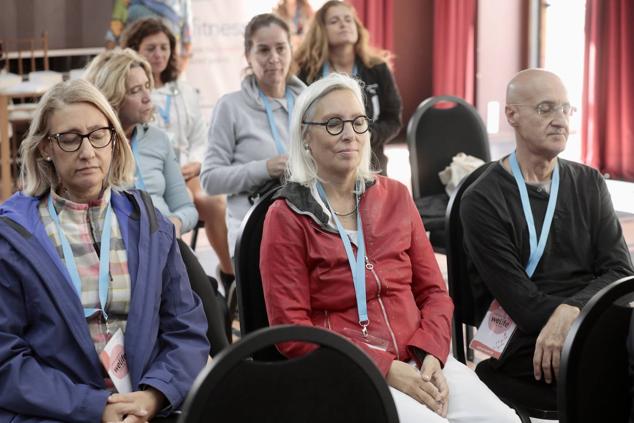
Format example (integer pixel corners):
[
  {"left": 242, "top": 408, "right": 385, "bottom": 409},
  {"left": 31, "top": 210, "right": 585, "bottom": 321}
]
[{"left": 0, "top": 0, "right": 113, "bottom": 50}]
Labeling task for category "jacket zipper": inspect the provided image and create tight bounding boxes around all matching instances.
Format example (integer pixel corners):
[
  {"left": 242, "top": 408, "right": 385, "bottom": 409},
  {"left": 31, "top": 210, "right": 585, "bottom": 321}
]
[
  {"left": 324, "top": 310, "right": 332, "bottom": 330},
  {"left": 366, "top": 256, "right": 400, "bottom": 360}
]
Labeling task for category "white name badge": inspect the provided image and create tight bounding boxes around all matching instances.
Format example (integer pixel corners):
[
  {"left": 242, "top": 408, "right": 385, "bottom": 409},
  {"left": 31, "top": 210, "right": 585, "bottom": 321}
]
[
  {"left": 99, "top": 328, "right": 132, "bottom": 394},
  {"left": 470, "top": 300, "right": 517, "bottom": 359}
]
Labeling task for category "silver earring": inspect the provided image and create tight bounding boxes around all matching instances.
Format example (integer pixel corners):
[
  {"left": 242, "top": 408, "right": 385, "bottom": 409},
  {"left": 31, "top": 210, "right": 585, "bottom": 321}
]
[
  {"left": 303, "top": 143, "right": 310, "bottom": 151},
  {"left": 45, "top": 156, "right": 52, "bottom": 162}
]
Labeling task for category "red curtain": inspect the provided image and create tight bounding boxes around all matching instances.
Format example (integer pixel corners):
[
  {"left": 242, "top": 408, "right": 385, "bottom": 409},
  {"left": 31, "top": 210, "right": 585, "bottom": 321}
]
[
  {"left": 431, "top": 0, "right": 476, "bottom": 104},
  {"left": 582, "top": 0, "right": 634, "bottom": 180},
  {"left": 347, "top": 0, "right": 394, "bottom": 51}
]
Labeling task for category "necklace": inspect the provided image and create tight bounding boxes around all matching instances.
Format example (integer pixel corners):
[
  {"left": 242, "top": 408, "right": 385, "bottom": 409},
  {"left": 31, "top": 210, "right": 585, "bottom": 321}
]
[{"left": 332, "top": 201, "right": 358, "bottom": 217}]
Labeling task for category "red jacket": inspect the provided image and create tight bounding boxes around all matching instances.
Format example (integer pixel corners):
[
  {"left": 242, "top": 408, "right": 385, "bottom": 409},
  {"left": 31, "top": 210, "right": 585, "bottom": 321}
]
[{"left": 260, "top": 176, "right": 453, "bottom": 376}]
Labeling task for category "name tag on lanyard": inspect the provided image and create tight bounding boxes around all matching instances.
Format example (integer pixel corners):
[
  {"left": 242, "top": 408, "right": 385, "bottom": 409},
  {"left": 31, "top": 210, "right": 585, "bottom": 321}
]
[{"left": 471, "top": 151, "right": 560, "bottom": 359}]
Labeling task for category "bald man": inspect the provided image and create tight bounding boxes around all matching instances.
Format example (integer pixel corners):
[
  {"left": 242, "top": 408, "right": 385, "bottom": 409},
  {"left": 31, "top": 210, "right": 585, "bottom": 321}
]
[{"left": 460, "top": 69, "right": 633, "bottom": 407}]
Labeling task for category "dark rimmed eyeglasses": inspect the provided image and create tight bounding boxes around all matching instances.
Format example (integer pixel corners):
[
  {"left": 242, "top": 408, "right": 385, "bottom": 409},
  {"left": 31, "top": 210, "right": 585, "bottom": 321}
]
[
  {"left": 508, "top": 101, "right": 577, "bottom": 118},
  {"left": 302, "top": 115, "right": 371, "bottom": 136},
  {"left": 47, "top": 127, "right": 115, "bottom": 152}
]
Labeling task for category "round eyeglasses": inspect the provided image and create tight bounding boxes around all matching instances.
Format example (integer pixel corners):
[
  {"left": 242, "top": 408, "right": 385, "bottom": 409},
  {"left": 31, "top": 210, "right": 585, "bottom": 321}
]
[
  {"left": 302, "top": 115, "right": 371, "bottom": 136},
  {"left": 508, "top": 102, "right": 577, "bottom": 118},
  {"left": 48, "top": 127, "right": 115, "bottom": 152}
]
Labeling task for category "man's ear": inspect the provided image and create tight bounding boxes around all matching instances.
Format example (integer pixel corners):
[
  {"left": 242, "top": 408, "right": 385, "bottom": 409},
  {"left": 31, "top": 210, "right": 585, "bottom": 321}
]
[{"left": 505, "top": 105, "right": 519, "bottom": 127}]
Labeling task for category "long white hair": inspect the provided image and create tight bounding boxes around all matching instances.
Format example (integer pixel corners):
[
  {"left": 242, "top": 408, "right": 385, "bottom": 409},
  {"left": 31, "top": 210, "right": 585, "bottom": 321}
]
[{"left": 286, "top": 72, "right": 375, "bottom": 188}]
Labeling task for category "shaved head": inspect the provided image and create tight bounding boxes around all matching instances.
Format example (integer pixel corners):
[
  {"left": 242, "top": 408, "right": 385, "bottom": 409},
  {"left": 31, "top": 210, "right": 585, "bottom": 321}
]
[
  {"left": 506, "top": 69, "right": 567, "bottom": 105},
  {"left": 504, "top": 68, "right": 570, "bottom": 161}
]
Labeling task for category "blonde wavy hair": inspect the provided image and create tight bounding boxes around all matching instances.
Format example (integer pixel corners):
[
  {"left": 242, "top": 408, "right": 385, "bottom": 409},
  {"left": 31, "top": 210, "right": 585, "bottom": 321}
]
[
  {"left": 287, "top": 73, "right": 374, "bottom": 188},
  {"left": 19, "top": 79, "right": 134, "bottom": 196},
  {"left": 294, "top": 0, "right": 390, "bottom": 84},
  {"left": 84, "top": 48, "right": 154, "bottom": 112}
]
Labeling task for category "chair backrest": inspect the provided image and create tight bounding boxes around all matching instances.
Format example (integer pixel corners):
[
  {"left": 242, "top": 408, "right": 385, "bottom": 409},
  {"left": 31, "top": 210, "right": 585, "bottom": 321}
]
[
  {"left": 558, "top": 275, "right": 634, "bottom": 423},
  {"left": 176, "top": 239, "right": 230, "bottom": 357},
  {"left": 1, "top": 32, "right": 49, "bottom": 76},
  {"left": 234, "top": 185, "right": 283, "bottom": 360},
  {"left": 178, "top": 325, "right": 399, "bottom": 423},
  {"left": 444, "top": 161, "right": 495, "bottom": 363},
  {"left": 407, "top": 95, "right": 490, "bottom": 200}
]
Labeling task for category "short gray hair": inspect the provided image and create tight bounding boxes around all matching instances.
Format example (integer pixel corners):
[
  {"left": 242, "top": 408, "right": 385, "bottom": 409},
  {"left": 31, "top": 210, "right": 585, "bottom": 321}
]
[{"left": 286, "top": 72, "right": 374, "bottom": 187}]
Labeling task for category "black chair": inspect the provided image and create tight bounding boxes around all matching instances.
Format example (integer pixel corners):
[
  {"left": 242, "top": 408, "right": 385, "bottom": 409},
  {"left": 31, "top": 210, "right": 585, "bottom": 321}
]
[
  {"left": 444, "top": 161, "right": 556, "bottom": 422},
  {"left": 233, "top": 185, "right": 283, "bottom": 360},
  {"left": 558, "top": 275, "right": 634, "bottom": 423},
  {"left": 407, "top": 95, "right": 490, "bottom": 252},
  {"left": 188, "top": 220, "right": 204, "bottom": 251},
  {"left": 178, "top": 325, "right": 399, "bottom": 423},
  {"left": 177, "top": 239, "right": 230, "bottom": 355}
]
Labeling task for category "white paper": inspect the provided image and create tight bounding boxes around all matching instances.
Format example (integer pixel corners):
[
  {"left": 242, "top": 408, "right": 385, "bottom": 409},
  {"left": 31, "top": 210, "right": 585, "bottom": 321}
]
[
  {"left": 470, "top": 300, "right": 517, "bottom": 359},
  {"left": 99, "top": 328, "right": 132, "bottom": 394}
]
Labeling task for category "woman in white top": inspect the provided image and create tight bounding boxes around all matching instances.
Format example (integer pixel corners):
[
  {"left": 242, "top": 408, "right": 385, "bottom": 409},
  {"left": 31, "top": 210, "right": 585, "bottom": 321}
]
[{"left": 122, "top": 17, "right": 234, "bottom": 284}]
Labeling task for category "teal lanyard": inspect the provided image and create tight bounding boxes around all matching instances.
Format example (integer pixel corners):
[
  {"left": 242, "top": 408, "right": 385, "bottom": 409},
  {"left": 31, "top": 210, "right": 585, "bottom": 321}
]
[
  {"left": 509, "top": 151, "right": 560, "bottom": 278},
  {"left": 47, "top": 195, "right": 113, "bottom": 319},
  {"left": 316, "top": 181, "right": 369, "bottom": 335},
  {"left": 258, "top": 88, "right": 294, "bottom": 155},
  {"left": 130, "top": 130, "right": 146, "bottom": 190},
  {"left": 156, "top": 94, "right": 172, "bottom": 127},
  {"left": 322, "top": 62, "right": 358, "bottom": 78}
]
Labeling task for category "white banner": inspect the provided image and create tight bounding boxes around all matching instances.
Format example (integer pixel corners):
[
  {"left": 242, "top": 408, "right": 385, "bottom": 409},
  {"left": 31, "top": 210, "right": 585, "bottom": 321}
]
[{"left": 186, "top": 0, "right": 277, "bottom": 119}]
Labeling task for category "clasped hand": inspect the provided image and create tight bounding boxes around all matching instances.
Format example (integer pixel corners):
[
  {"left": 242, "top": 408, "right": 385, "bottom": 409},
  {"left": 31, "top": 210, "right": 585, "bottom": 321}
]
[
  {"left": 387, "top": 355, "right": 449, "bottom": 417},
  {"left": 101, "top": 388, "right": 165, "bottom": 423}
]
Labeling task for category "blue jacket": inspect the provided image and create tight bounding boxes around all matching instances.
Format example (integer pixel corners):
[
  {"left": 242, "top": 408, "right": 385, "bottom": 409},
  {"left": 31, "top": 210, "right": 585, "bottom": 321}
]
[{"left": 0, "top": 189, "right": 209, "bottom": 422}]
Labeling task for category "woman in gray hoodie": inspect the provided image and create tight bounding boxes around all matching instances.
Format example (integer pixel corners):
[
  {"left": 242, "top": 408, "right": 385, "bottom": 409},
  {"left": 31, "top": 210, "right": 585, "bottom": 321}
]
[{"left": 201, "top": 13, "right": 305, "bottom": 253}]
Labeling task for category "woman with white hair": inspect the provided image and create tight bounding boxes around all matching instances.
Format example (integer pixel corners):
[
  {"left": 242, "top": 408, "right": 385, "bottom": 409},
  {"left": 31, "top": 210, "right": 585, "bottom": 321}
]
[
  {"left": 0, "top": 79, "right": 208, "bottom": 422},
  {"left": 260, "top": 73, "right": 520, "bottom": 423}
]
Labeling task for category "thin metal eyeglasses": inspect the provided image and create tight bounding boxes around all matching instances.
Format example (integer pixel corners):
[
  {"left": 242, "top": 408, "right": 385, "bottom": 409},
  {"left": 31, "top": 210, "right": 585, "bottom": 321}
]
[
  {"left": 302, "top": 115, "right": 371, "bottom": 136},
  {"left": 508, "top": 101, "right": 577, "bottom": 117},
  {"left": 47, "top": 127, "right": 115, "bottom": 152}
]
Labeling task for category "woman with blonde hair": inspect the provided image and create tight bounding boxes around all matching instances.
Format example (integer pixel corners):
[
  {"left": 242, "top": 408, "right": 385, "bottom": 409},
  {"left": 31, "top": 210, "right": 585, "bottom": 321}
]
[
  {"left": 261, "top": 73, "right": 519, "bottom": 423},
  {"left": 0, "top": 79, "right": 208, "bottom": 422},
  {"left": 295, "top": 0, "right": 402, "bottom": 173},
  {"left": 272, "top": 0, "right": 314, "bottom": 48},
  {"left": 85, "top": 48, "right": 198, "bottom": 237}
]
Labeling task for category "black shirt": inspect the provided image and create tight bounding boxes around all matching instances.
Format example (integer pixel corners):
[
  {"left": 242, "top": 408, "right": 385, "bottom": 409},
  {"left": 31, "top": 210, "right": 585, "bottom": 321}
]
[{"left": 461, "top": 159, "right": 633, "bottom": 368}]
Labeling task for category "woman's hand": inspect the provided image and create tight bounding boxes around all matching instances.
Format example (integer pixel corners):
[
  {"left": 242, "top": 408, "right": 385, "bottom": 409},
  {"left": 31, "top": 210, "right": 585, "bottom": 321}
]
[
  {"left": 420, "top": 355, "right": 449, "bottom": 417},
  {"left": 168, "top": 216, "right": 182, "bottom": 238},
  {"left": 387, "top": 358, "right": 448, "bottom": 417},
  {"left": 181, "top": 161, "right": 201, "bottom": 181},
  {"left": 266, "top": 155, "right": 288, "bottom": 178},
  {"left": 102, "top": 388, "right": 165, "bottom": 423}
]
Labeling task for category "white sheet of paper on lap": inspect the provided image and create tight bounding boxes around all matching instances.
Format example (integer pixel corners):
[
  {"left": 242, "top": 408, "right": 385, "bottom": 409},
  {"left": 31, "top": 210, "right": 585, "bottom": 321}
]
[
  {"left": 470, "top": 300, "right": 517, "bottom": 359},
  {"left": 99, "top": 328, "right": 132, "bottom": 394}
]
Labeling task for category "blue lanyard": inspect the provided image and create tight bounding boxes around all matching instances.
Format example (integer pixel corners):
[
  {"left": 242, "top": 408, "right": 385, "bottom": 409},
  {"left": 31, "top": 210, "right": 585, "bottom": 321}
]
[
  {"left": 47, "top": 194, "right": 113, "bottom": 319},
  {"left": 509, "top": 151, "right": 560, "bottom": 278},
  {"left": 156, "top": 94, "right": 172, "bottom": 127},
  {"left": 322, "top": 62, "right": 358, "bottom": 78},
  {"left": 259, "top": 88, "right": 293, "bottom": 155},
  {"left": 130, "top": 131, "right": 146, "bottom": 190},
  {"left": 316, "top": 181, "right": 369, "bottom": 335}
]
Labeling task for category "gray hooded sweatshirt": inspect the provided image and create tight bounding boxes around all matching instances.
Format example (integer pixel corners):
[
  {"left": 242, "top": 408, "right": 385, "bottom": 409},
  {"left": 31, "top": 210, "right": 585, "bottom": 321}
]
[{"left": 201, "top": 74, "right": 305, "bottom": 251}]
